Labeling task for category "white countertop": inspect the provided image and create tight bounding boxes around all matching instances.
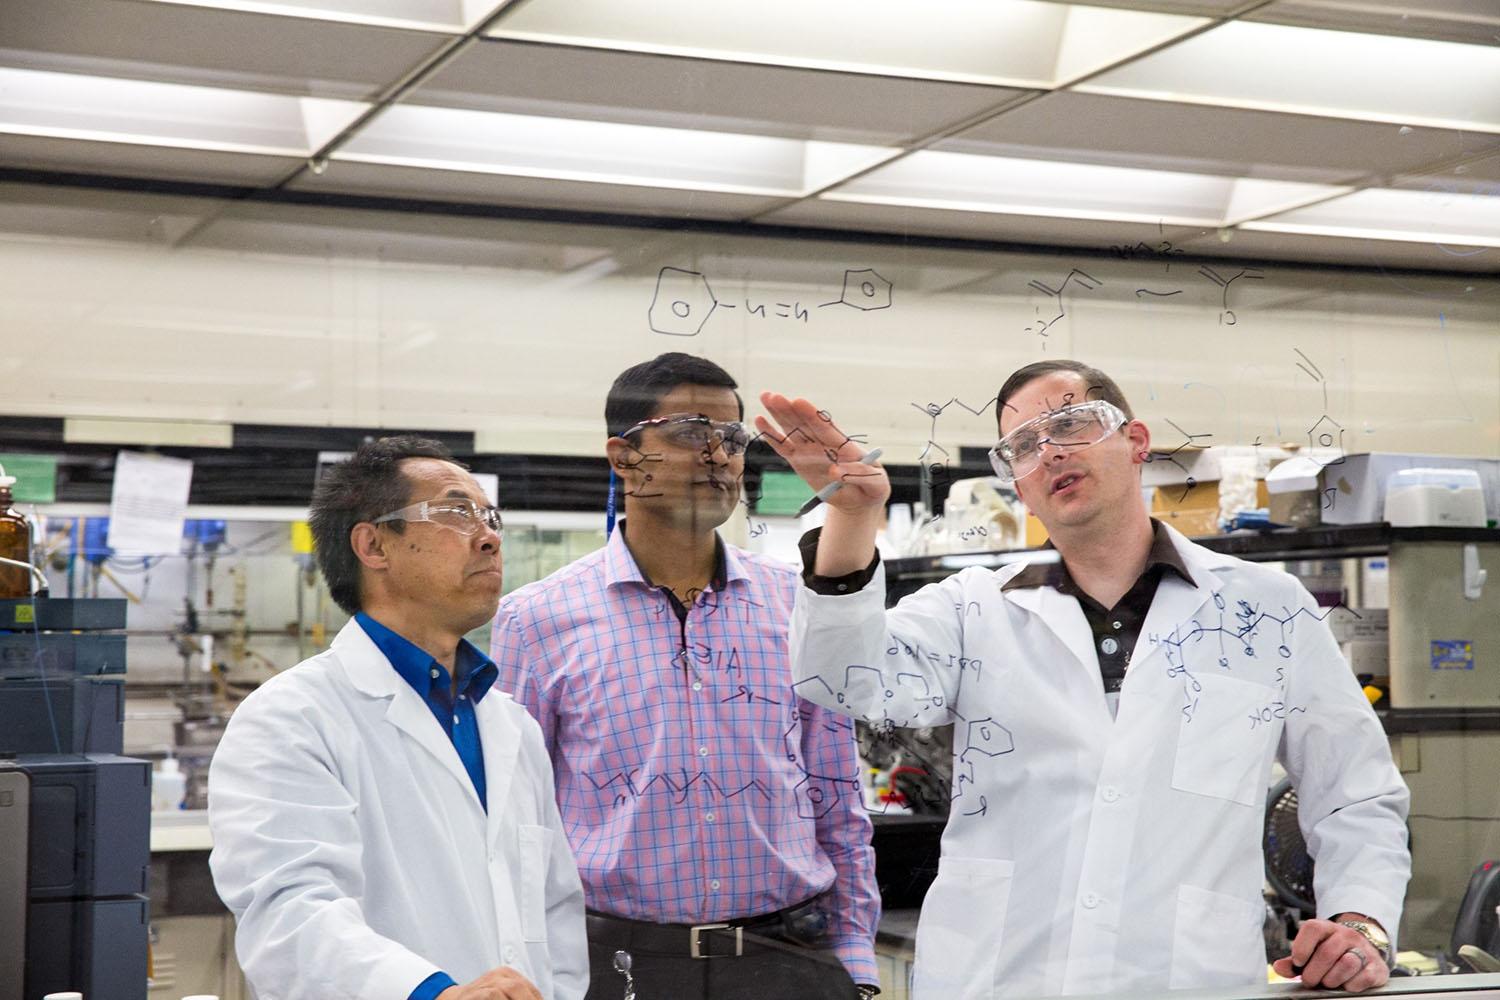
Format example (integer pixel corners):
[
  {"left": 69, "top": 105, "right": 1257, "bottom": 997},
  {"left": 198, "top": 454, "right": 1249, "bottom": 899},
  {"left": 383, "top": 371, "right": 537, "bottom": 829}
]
[{"left": 150, "top": 808, "right": 212, "bottom": 852}]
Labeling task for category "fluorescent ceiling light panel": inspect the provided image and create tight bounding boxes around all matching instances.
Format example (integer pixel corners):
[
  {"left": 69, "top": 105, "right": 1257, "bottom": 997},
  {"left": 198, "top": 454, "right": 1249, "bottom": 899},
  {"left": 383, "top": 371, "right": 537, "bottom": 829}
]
[
  {"left": 488, "top": 0, "right": 1205, "bottom": 87},
  {"left": 137, "top": 0, "right": 481, "bottom": 31},
  {"left": 334, "top": 106, "right": 896, "bottom": 195},
  {"left": 1244, "top": 187, "right": 1500, "bottom": 248},
  {"left": 1079, "top": 21, "right": 1500, "bottom": 133},
  {"left": 0, "top": 67, "right": 367, "bottom": 154},
  {"left": 821, "top": 150, "right": 1350, "bottom": 226}
]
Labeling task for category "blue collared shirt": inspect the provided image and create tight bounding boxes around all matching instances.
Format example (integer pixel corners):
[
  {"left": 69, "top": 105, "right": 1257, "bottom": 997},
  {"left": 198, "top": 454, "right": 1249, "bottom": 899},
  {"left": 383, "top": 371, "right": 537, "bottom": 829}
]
[{"left": 356, "top": 612, "right": 497, "bottom": 809}]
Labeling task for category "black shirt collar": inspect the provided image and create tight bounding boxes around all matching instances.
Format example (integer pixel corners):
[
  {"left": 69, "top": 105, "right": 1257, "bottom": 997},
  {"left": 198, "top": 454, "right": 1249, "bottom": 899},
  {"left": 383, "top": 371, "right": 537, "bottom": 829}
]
[{"left": 1002, "top": 518, "right": 1191, "bottom": 597}]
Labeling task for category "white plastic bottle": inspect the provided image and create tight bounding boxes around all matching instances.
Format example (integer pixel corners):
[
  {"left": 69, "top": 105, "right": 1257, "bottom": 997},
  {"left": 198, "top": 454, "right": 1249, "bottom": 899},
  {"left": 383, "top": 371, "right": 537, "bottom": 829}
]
[{"left": 153, "top": 757, "right": 186, "bottom": 812}]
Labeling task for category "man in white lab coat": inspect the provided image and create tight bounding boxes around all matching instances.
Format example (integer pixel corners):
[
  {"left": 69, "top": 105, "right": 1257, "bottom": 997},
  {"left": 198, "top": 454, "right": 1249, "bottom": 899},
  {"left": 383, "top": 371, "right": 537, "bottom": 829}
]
[
  {"left": 756, "top": 361, "right": 1410, "bottom": 999},
  {"left": 209, "top": 436, "right": 587, "bottom": 1000}
]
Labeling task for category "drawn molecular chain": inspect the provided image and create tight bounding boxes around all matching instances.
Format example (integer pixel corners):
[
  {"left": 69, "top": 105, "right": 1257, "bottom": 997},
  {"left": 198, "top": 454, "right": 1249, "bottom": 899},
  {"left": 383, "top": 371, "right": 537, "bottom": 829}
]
[
  {"left": 1198, "top": 265, "right": 1264, "bottom": 326},
  {"left": 1023, "top": 268, "right": 1103, "bottom": 345},
  {"left": 1146, "top": 417, "right": 1213, "bottom": 503},
  {"left": 648, "top": 265, "right": 893, "bottom": 336}
]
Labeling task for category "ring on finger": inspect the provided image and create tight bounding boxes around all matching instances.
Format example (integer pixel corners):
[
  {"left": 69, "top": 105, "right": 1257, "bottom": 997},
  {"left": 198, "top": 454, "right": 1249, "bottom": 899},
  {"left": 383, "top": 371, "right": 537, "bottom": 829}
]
[{"left": 1347, "top": 946, "right": 1367, "bottom": 969}]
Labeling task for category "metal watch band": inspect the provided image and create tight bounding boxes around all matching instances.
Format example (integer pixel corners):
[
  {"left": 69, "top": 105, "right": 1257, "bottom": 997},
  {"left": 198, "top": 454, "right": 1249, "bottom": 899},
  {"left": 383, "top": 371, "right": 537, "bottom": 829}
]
[{"left": 1337, "top": 919, "right": 1392, "bottom": 965}]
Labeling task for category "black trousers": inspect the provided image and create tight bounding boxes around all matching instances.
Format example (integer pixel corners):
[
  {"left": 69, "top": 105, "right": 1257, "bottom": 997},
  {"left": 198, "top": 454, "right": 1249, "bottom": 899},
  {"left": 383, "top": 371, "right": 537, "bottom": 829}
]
[{"left": 583, "top": 912, "right": 860, "bottom": 1000}]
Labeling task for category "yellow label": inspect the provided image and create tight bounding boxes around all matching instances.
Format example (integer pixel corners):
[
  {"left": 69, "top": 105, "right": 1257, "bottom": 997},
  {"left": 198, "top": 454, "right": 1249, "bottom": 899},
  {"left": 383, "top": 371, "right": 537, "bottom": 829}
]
[
  {"left": 291, "top": 521, "right": 314, "bottom": 555},
  {"left": 13, "top": 604, "right": 34, "bottom": 625}
]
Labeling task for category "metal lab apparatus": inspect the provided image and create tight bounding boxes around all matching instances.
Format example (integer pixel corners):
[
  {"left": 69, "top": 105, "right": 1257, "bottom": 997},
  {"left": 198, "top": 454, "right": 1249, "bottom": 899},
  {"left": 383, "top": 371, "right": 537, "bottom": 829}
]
[{"left": 1389, "top": 539, "right": 1500, "bottom": 708}]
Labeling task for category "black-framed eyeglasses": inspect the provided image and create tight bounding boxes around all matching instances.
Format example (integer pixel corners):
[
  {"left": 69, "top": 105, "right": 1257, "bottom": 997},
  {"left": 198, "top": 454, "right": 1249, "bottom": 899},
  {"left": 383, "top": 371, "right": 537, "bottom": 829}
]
[
  {"left": 619, "top": 414, "right": 751, "bottom": 456},
  {"left": 371, "top": 497, "right": 504, "bottom": 537}
]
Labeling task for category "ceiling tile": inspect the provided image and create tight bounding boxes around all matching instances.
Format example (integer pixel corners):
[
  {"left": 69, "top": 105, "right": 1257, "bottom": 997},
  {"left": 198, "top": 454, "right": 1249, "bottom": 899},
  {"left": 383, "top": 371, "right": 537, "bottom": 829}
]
[
  {"left": 0, "top": 0, "right": 452, "bottom": 100},
  {"left": 0, "top": 133, "right": 303, "bottom": 186},
  {"left": 407, "top": 39, "right": 1030, "bottom": 145},
  {"left": 1080, "top": 20, "right": 1500, "bottom": 133},
  {"left": 486, "top": 0, "right": 1205, "bottom": 88},
  {"left": 1248, "top": 0, "right": 1500, "bottom": 48},
  {"left": 288, "top": 160, "right": 785, "bottom": 220},
  {"left": 938, "top": 92, "right": 1492, "bottom": 185}
]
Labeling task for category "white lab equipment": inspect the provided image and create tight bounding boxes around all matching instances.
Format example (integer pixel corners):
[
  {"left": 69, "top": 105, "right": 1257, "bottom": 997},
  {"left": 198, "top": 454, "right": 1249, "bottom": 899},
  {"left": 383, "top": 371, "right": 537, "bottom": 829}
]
[
  {"left": 153, "top": 756, "right": 186, "bottom": 812},
  {"left": 1383, "top": 468, "right": 1487, "bottom": 528}
]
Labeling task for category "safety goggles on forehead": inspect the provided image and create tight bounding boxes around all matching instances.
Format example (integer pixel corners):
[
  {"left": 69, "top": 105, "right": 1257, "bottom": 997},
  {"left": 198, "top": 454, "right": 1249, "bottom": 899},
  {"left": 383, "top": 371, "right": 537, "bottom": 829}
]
[
  {"left": 372, "top": 497, "right": 503, "bottom": 537},
  {"left": 619, "top": 414, "right": 751, "bottom": 456},
  {"left": 988, "top": 400, "right": 1126, "bottom": 485}
]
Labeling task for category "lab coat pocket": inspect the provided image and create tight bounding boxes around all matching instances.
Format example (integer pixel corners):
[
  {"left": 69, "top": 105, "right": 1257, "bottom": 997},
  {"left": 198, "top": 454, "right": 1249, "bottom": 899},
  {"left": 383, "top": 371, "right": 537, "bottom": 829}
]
[
  {"left": 518, "top": 824, "right": 552, "bottom": 943},
  {"left": 911, "top": 857, "right": 1015, "bottom": 1000},
  {"left": 1169, "top": 883, "right": 1267, "bottom": 988},
  {"left": 1170, "top": 674, "right": 1275, "bottom": 806}
]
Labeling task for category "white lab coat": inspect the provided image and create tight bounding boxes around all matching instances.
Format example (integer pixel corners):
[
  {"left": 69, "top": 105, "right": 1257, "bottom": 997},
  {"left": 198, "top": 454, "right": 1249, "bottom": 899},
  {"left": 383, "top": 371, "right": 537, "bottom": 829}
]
[
  {"left": 208, "top": 621, "right": 588, "bottom": 1000},
  {"left": 789, "top": 524, "right": 1409, "bottom": 999}
]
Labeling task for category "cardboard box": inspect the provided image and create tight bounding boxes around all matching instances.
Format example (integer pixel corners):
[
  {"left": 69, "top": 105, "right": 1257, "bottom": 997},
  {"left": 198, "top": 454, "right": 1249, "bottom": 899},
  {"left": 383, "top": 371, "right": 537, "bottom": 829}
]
[
  {"left": 1151, "top": 481, "right": 1222, "bottom": 537},
  {"left": 1025, "top": 513, "right": 1049, "bottom": 548},
  {"left": 1321, "top": 453, "right": 1500, "bottom": 526}
]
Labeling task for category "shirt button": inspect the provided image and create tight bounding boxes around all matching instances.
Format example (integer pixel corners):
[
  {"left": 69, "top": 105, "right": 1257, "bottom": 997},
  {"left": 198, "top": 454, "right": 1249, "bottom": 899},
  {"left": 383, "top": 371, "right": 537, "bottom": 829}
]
[
  {"left": 430, "top": 668, "right": 441, "bottom": 679},
  {"left": 1100, "top": 637, "right": 1119, "bottom": 655},
  {"left": 710, "top": 880, "right": 721, "bottom": 890},
  {"left": 698, "top": 746, "right": 709, "bottom": 757},
  {"left": 503, "top": 946, "right": 518, "bottom": 964},
  {"left": 1112, "top": 621, "right": 1123, "bottom": 630},
  {"left": 836, "top": 583, "right": 849, "bottom": 592},
  {"left": 453, "top": 715, "right": 460, "bottom": 725},
  {"left": 459, "top": 694, "right": 466, "bottom": 701},
  {"left": 1082, "top": 892, "right": 1101, "bottom": 909},
  {"left": 1100, "top": 786, "right": 1120, "bottom": 803},
  {"left": 692, "top": 681, "right": 703, "bottom": 692}
]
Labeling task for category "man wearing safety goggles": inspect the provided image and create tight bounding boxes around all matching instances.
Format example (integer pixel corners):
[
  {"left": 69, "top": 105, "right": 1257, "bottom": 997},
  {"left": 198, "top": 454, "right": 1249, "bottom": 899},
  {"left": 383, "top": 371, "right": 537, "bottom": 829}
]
[
  {"left": 208, "top": 436, "right": 587, "bottom": 1000},
  {"left": 492, "top": 352, "right": 879, "bottom": 1000},
  {"left": 760, "top": 360, "right": 1409, "bottom": 999}
]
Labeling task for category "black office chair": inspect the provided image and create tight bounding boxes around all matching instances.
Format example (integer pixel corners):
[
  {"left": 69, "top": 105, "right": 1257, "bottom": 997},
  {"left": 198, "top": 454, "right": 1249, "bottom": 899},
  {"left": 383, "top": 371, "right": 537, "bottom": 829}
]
[
  {"left": 1450, "top": 861, "right": 1500, "bottom": 973},
  {"left": 1264, "top": 777, "right": 1316, "bottom": 916}
]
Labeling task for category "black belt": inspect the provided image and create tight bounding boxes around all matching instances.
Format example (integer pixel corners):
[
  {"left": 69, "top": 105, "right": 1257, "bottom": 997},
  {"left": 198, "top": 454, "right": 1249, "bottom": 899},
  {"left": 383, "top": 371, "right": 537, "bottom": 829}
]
[{"left": 587, "top": 898, "right": 825, "bottom": 960}]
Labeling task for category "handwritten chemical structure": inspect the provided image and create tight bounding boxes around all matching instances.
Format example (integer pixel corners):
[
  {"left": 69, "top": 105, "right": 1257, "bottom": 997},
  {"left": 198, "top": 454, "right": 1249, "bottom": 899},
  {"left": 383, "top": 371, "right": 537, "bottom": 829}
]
[
  {"left": 1198, "top": 265, "right": 1264, "bottom": 326},
  {"left": 1150, "top": 591, "right": 1349, "bottom": 726},
  {"left": 1023, "top": 268, "right": 1102, "bottom": 346},
  {"left": 1293, "top": 348, "right": 1347, "bottom": 509},
  {"left": 907, "top": 394, "right": 1001, "bottom": 515},
  {"left": 821, "top": 268, "right": 894, "bottom": 311},
  {"left": 1146, "top": 418, "right": 1214, "bottom": 502},
  {"left": 648, "top": 265, "right": 893, "bottom": 336}
]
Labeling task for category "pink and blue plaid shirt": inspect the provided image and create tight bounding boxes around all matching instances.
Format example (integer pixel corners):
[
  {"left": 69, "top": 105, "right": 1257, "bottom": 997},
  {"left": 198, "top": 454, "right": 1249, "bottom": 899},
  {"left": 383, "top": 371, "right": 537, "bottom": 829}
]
[{"left": 491, "top": 524, "right": 880, "bottom": 983}]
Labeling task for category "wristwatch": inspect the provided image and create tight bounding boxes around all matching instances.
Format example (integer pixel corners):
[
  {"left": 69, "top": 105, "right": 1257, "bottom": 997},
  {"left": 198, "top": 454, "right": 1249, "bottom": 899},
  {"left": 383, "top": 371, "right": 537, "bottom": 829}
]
[
  {"left": 1338, "top": 919, "right": 1393, "bottom": 966},
  {"left": 856, "top": 985, "right": 880, "bottom": 1000}
]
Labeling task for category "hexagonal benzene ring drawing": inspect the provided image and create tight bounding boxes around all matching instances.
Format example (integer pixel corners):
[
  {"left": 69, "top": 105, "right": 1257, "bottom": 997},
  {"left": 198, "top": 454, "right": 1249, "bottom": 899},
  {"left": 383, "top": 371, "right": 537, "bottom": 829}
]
[
  {"left": 649, "top": 266, "right": 719, "bottom": 336},
  {"left": 1306, "top": 414, "right": 1346, "bottom": 462},
  {"left": 823, "top": 268, "right": 892, "bottom": 311},
  {"left": 792, "top": 774, "right": 841, "bottom": 820},
  {"left": 964, "top": 717, "right": 1015, "bottom": 758}
]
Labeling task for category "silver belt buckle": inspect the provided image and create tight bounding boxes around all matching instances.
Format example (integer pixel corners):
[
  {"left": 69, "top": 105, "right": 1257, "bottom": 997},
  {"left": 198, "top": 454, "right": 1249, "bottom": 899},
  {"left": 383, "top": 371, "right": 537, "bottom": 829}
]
[{"left": 689, "top": 922, "right": 742, "bottom": 958}]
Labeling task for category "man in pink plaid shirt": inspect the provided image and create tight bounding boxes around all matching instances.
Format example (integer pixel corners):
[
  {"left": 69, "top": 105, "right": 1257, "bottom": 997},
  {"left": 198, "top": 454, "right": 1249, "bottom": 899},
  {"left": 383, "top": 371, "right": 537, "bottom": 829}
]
[{"left": 491, "top": 353, "right": 880, "bottom": 1000}]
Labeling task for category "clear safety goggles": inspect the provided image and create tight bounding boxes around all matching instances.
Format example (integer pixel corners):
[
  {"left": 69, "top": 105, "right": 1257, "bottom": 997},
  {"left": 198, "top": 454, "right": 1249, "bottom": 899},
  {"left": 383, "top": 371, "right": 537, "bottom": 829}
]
[
  {"left": 372, "top": 497, "right": 504, "bottom": 537},
  {"left": 988, "top": 400, "right": 1126, "bottom": 484},
  {"left": 619, "top": 414, "right": 751, "bottom": 457}
]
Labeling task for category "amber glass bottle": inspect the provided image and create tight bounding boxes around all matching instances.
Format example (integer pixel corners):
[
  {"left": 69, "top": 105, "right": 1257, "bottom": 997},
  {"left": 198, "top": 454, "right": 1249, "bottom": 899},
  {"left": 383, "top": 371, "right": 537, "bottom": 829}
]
[{"left": 0, "top": 472, "right": 33, "bottom": 599}]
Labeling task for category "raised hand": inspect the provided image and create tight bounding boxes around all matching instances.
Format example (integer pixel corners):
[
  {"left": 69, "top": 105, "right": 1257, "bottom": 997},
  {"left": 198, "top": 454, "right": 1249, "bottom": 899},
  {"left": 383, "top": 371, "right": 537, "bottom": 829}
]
[{"left": 756, "top": 392, "right": 890, "bottom": 513}]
